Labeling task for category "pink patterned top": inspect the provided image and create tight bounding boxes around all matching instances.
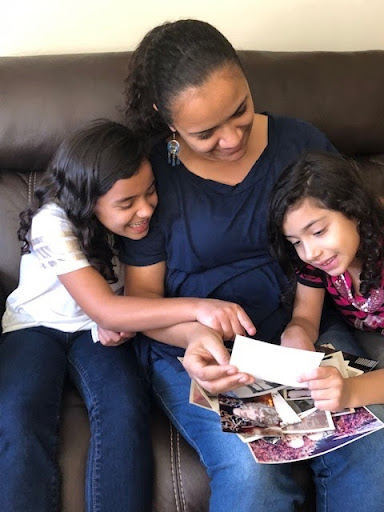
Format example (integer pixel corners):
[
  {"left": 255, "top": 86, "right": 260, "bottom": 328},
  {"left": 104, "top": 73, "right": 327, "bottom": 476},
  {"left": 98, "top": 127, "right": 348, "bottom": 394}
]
[{"left": 298, "top": 265, "right": 384, "bottom": 334}]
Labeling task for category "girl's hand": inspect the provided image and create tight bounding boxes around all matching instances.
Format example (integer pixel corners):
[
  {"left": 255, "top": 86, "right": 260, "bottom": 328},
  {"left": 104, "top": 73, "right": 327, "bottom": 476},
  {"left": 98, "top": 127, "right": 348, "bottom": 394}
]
[
  {"left": 97, "top": 327, "right": 136, "bottom": 346},
  {"left": 194, "top": 299, "right": 256, "bottom": 340},
  {"left": 297, "top": 366, "right": 351, "bottom": 412},
  {"left": 182, "top": 325, "right": 255, "bottom": 394}
]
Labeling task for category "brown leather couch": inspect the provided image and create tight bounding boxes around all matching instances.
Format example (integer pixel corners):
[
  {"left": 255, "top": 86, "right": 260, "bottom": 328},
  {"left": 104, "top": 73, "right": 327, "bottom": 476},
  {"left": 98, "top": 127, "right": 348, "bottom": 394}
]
[{"left": 1, "top": 49, "right": 384, "bottom": 511}]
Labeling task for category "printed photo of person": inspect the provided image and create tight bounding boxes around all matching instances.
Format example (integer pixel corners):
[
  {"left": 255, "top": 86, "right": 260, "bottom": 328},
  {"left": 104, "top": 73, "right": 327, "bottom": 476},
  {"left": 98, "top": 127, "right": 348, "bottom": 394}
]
[{"left": 218, "top": 393, "right": 282, "bottom": 435}]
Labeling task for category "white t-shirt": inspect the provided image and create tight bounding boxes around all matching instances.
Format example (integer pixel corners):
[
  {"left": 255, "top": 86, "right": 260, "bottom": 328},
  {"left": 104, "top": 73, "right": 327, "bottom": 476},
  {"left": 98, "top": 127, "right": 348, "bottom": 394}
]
[{"left": 2, "top": 203, "right": 123, "bottom": 335}]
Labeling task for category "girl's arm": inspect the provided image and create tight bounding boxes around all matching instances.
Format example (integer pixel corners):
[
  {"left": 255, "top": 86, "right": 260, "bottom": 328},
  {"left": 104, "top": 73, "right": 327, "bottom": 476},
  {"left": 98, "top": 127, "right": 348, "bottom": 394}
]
[
  {"left": 59, "top": 262, "right": 256, "bottom": 337},
  {"left": 280, "top": 283, "right": 325, "bottom": 351},
  {"left": 288, "top": 284, "right": 384, "bottom": 411},
  {"left": 298, "top": 366, "right": 384, "bottom": 411},
  {"left": 124, "top": 262, "right": 256, "bottom": 340}
]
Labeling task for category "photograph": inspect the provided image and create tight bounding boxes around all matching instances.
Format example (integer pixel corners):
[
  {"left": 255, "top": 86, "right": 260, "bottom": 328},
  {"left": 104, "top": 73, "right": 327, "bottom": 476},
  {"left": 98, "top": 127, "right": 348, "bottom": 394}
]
[
  {"left": 189, "top": 380, "right": 214, "bottom": 411},
  {"left": 249, "top": 407, "right": 384, "bottom": 464},
  {"left": 285, "top": 397, "right": 317, "bottom": 419},
  {"left": 282, "top": 387, "right": 312, "bottom": 400},
  {"left": 218, "top": 393, "right": 283, "bottom": 435}
]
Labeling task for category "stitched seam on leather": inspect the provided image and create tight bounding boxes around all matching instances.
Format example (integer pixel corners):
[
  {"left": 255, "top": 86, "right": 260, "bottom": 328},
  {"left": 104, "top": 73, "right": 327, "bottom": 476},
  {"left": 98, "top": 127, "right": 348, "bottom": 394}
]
[
  {"left": 27, "top": 171, "right": 37, "bottom": 205},
  {"left": 170, "top": 422, "right": 181, "bottom": 512},
  {"left": 176, "top": 431, "right": 187, "bottom": 511},
  {"left": 27, "top": 171, "right": 33, "bottom": 205}
]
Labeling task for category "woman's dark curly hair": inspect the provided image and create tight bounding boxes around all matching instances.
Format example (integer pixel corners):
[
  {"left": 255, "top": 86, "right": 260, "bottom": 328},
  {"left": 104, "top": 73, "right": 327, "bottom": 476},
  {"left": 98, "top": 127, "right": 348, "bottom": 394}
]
[
  {"left": 124, "top": 19, "right": 243, "bottom": 137},
  {"left": 18, "top": 119, "right": 149, "bottom": 283},
  {"left": 268, "top": 150, "right": 384, "bottom": 301}
]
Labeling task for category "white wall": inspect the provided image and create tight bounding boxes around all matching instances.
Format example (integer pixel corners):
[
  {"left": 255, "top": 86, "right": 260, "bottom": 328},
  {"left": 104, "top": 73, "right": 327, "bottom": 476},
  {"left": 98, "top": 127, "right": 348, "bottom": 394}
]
[{"left": 1, "top": 0, "right": 384, "bottom": 56}]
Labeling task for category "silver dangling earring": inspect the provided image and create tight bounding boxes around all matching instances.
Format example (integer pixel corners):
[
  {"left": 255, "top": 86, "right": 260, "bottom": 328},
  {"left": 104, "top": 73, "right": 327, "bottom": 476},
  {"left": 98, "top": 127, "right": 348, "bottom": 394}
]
[{"left": 167, "top": 132, "right": 180, "bottom": 167}]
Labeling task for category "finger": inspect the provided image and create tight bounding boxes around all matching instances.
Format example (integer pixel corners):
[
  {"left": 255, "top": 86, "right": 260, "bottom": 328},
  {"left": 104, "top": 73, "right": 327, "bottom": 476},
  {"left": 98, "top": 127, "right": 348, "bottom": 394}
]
[
  {"left": 297, "top": 367, "right": 327, "bottom": 383},
  {"left": 220, "top": 317, "right": 234, "bottom": 341},
  {"left": 189, "top": 362, "right": 239, "bottom": 382},
  {"left": 227, "top": 315, "right": 245, "bottom": 338},
  {"left": 312, "top": 398, "right": 340, "bottom": 412},
  {"left": 183, "top": 352, "right": 233, "bottom": 380},
  {"left": 200, "top": 342, "right": 231, "bottom": 366},
  {"left": 236, "top": 309, "right": 256, "bottom": 336},
  {"left": 100, "top": 338, "right": 116, "bottom": 346},
  {"left": 98, "top": 333, "right": 112, "bottom": 345},
  {"left": 195, "top": 372, "right": 255, "bottom": 395},
  {"left": 120, "top": 331, "right": 136, "bottom": 339}
]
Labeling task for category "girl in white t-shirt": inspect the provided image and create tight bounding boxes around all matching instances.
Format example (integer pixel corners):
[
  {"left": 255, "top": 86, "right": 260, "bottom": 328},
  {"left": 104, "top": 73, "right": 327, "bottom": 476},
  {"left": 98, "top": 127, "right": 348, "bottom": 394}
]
[{"left": 0, "top": 120, "right": 255, "bottom": 512}]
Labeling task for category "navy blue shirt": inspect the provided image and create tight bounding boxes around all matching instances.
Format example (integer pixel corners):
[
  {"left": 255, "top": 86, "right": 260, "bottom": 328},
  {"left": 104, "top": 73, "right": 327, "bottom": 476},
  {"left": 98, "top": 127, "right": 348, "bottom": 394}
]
[{"left": 120, "top": 114, "right": 336, "bottom": 360}]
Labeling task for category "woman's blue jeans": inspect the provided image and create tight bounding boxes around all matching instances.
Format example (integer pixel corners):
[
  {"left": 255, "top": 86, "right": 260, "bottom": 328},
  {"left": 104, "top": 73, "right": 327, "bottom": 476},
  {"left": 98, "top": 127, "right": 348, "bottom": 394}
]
[
  {"left": 0, "top": 327, "right": 152, "bottom": 512},
  {"left": 148, "top": 315, "right": 384, "bottom": 512}
]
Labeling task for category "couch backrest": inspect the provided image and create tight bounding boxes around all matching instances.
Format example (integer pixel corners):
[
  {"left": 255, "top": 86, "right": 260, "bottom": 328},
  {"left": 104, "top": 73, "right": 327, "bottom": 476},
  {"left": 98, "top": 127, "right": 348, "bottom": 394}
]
[
  {"left": 1, "top": 50, "right": 384, "bottom": 315},
  {"left": 1, "top": 50, "right": 384, "bottom": 173}
]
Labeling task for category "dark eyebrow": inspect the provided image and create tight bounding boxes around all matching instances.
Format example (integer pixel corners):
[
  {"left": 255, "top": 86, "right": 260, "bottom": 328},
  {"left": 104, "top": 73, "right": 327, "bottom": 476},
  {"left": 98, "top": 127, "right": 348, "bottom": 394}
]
[
  {"left": 113, "top": 179, "right": 156, "bottom": 204},
  {"left": 189, "top": 97, "right": 247, "bottom": 136},
  {"left": 285, "top": 217, "right": 326, "bottom": 239}
]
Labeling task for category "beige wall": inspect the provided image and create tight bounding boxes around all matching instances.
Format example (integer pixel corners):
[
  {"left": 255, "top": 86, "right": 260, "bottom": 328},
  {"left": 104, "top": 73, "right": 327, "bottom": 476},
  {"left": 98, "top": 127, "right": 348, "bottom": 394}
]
[{"left": 1, "top": 0, "right": 384, "bottom": 56}]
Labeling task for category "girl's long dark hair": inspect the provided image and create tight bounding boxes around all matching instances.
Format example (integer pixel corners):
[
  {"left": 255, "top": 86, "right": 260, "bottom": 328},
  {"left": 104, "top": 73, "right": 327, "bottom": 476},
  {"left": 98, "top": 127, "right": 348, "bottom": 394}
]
[
  {"left": 19, "top": 120, "right": 149, "bottom": 282},
  {"left": 124, "top": 19, "right": 243, "bottom": 137},
  {"left": 268, "top": 150, "right": 384, "bottom": 301}
]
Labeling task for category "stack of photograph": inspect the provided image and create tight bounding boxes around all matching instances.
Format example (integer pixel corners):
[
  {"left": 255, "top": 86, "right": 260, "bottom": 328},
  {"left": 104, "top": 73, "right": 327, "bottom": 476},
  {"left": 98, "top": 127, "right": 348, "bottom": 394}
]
[{"left": 189, "top": 345, "right": 384, "bottom": 463}]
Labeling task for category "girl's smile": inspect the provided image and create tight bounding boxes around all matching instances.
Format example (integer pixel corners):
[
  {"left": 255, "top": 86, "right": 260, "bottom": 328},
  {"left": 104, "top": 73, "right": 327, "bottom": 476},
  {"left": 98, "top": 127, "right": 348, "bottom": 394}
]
[
  {"left": 283, "top": 197, "right": 361, "bottom": 276},
  {"left": 94, "top": 159, "right": 158, "bottom": 240},
  {"left": 127, "top": 218, "right": 151, "bottom": 235}
]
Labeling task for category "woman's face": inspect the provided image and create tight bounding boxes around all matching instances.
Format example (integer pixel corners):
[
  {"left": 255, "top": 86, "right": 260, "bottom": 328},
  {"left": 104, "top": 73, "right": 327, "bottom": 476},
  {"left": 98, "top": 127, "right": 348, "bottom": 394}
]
[{"left": 169, "top": 64, "right": 255, "bottom": 162}]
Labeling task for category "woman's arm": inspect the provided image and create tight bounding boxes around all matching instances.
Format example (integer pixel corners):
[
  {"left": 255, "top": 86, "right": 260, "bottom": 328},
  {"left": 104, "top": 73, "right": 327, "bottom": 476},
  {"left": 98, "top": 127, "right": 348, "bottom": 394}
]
[
  {"left": 124, "top": 263, "right": 256, "bottom": 391},
  {"left": 280, "top": 283, "right": 325, "bottom": 351}
]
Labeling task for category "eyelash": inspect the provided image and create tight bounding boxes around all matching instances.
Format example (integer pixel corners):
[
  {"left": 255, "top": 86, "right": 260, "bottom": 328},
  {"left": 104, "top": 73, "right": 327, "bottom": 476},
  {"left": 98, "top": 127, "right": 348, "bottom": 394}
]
[
  {"left": 197, "top": 103, "right": 248, "bottom": 141},
  {"left": 233, "top": 105, "right": 247, "bottom": 118},
  {"left": 289, "top": 227, "right": 326, "bottom": 247},
  {"left": 119, "top": 187, "right": 156, "bottom": 209},
  {"left": 198, "top": 131, "right": 213, "bottom": 141}
]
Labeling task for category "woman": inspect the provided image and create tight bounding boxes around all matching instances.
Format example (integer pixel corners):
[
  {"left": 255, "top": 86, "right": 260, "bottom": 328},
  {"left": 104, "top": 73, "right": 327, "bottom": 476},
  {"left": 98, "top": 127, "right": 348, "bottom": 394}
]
[{"left": 120, "top": 19, "right": 384, "bottom": 511}]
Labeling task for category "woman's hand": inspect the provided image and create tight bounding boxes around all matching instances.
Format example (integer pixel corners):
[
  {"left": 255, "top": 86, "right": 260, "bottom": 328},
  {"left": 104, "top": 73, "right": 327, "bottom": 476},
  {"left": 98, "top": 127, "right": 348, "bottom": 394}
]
[
  {"left": 297, "top": 366, "right": 351, "bottom": 412},
  {"left": 194, "top": 299, "right": 256, "bottom": 340},
  {"left": 182, "top": 325, "right": 255, "bottom": 394}
]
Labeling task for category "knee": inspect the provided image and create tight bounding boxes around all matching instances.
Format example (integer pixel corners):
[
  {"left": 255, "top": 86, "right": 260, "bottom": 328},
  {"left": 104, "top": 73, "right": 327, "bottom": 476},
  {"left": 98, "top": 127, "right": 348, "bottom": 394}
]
[
  {"left": 210, "top": 452, "right": 265, "bottom": 490},
  {"left": 0, "top": 393, "right": 53, "bottom": 437},
  {"left": 89, "top": 393, "right": 151, "bottom": 435},
  {"left": 0, "top": 404, "right": 43, "bottom": 458}
]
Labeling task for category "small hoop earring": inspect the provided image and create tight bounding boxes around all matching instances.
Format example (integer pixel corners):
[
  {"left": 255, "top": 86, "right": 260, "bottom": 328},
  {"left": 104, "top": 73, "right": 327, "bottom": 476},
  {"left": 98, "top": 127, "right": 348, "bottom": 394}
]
[{"left": 167, "top": 132, "right": 180, "bottom": 167}]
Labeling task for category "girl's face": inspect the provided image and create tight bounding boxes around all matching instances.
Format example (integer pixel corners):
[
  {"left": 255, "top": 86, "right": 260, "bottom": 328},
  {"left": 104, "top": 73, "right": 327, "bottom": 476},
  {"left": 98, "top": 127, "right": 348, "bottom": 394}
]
[
  {"left": 283, "top": 197, "right": 361, "bottom": 276},
  {"left": 169, "top": 64, "right": 255, "bottom": 162},
  {"left": 94, "top": 159, "right": 158, "bottom": 240}
]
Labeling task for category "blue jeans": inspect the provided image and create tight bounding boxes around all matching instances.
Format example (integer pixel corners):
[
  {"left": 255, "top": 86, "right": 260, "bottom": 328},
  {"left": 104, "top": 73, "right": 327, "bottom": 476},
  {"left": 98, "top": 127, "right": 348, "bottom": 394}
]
[
  {"left": 147, "top": 317, "right": 384, "bottom": 511},
  {"left": 0, "top": 327, "right": 152, "bottom": 512}
]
